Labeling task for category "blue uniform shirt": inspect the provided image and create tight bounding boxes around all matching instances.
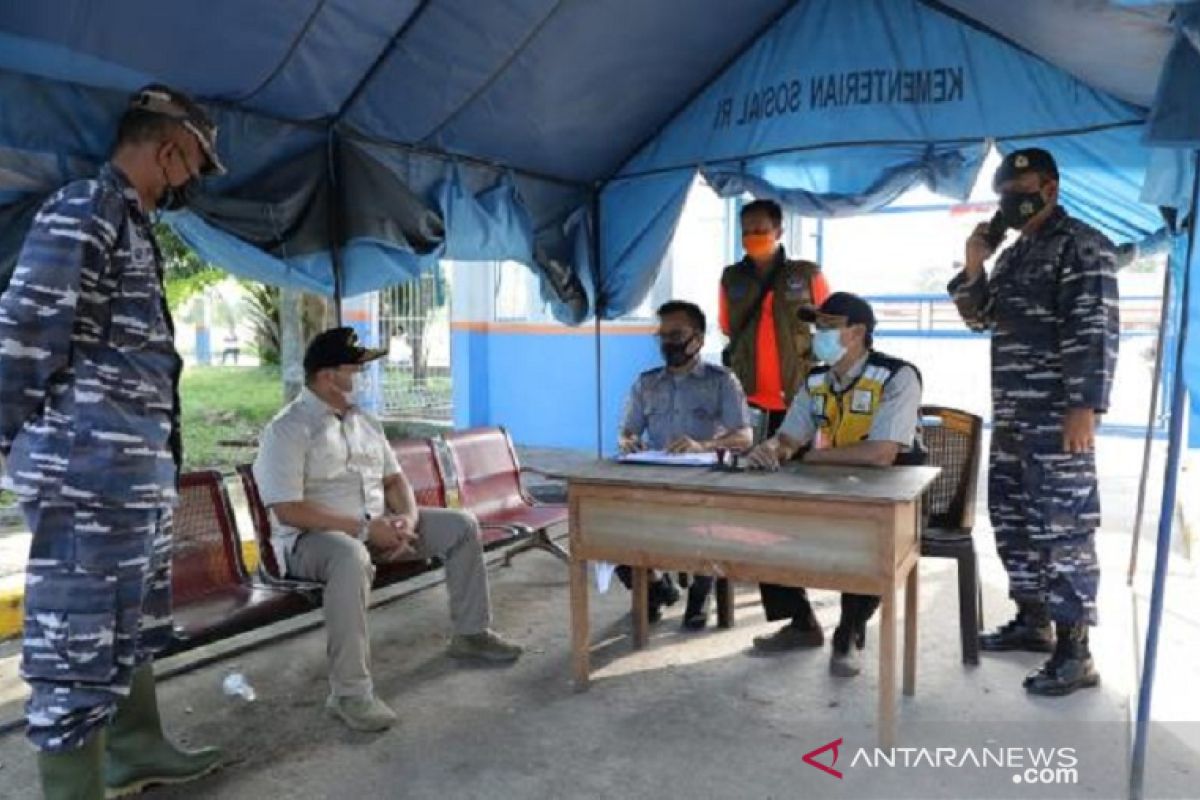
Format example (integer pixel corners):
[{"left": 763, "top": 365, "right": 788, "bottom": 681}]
[
  {"left": 0, "top": 164, "right": 182, "bottom": 507},
  {"left": 620, "top": 360, "right": 751, "bottom": 450}
]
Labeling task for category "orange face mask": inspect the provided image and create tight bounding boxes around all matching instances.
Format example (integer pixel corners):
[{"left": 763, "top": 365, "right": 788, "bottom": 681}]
[{"left": 742, "top": 232, "right": 778, "bottom": 260}]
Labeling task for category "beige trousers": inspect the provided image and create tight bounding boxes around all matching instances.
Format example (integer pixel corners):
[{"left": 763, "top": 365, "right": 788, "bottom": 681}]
[{"left": 287, "top": 508, "right": 492, "bottom": 698}]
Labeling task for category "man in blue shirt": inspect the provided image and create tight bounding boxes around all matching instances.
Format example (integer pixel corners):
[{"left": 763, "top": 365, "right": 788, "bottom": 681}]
[
  {"left": 0, "top": 85, "right": 225, "bottom": 798},
  {"left": 618, "top": 300, "right": 753, "bottom": 627}
]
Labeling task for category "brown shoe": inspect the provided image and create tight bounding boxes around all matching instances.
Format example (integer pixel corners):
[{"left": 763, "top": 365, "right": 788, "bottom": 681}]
[{"left": 752, "top": 622, "right": 825, "bottom": 653}]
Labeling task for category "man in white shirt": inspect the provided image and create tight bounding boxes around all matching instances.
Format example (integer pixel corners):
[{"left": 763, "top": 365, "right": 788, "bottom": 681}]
[{"left": 253, "top": 327, "right": 521, "bottom": 733}]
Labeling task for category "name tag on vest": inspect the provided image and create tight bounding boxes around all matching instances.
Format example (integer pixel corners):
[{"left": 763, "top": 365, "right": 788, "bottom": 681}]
[{"left": 850, "top": 389, "right": 874, "bottom": 414}]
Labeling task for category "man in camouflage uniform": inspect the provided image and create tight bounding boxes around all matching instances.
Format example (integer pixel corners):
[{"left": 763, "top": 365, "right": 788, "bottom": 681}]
[
  {"left": 0, "top": 85, "right": 225, "bottom": 797},
  {"left": 618, "top": 300, "right": 753, "bottom": 628},
  {"left": 949, "top": 148, "right": 1119, "bottom": 696}
]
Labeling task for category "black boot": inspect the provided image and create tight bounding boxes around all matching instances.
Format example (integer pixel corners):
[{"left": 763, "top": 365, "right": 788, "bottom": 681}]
[
  {"left": 682, "top": 576, "right": 713, "bottom": 631},
  {"left": 979, "top": 601, "right": 1054, "bottom": 653},
  {"left": 1025, "top": 623, "right": 1100, "bottom": 696},
  {"left": 647, "top": 573, "right": 680, "bottom": 623}
]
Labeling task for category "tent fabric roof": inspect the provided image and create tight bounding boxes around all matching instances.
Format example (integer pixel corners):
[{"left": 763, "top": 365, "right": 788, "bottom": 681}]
[
  {"left": 0, "top": 1, "right": 1178, "bottom": 181},
  {"left": 937, "top": 0, "right": 1175, "bottom": 109},
  {"left": 0, "top": 0, "right": 795, "bottom": 183},
  {"left": 0, "top": 0, "right": 1193, "bottom": 327}
]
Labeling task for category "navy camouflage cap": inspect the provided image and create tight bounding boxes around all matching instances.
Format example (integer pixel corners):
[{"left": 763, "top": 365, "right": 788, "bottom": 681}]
[
  {"left": 129, "top": 84, "right": 226, "bottom": 176},
  {"left": 992, "top": 148, "right": 1058, "bottom": 191}
]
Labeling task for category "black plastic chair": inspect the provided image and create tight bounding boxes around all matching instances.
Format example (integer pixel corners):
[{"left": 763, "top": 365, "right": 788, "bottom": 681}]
[{"left": 919, "top": 405, "right": 984, "bottom": 665}]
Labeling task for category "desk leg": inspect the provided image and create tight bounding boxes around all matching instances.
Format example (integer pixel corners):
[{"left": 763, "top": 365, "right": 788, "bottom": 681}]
[
  {"left": 632, "top": 567, "right": 650, "bottom": 649},
  {"left": 878, "top": 585, "right": 897, "bottom": 748},
  {"left": 570, "top": 558, "right": 590, "bottom": 690},
  {"left": 716, "top": 578, "right": 735, "bottom": 629},
  {"left": 904, "top": 560, "right": 918, "bottom": 697}
]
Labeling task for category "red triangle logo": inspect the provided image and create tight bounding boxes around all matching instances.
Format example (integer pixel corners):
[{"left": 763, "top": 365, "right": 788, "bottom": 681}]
[{"left": 802, "top": 737, "right": 844, "bottom": 779}]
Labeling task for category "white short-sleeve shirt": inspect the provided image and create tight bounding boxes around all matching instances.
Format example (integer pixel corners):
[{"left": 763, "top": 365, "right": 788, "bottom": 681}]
[{"left": 253, "top": 388, "right": 400, "bottom": 571}]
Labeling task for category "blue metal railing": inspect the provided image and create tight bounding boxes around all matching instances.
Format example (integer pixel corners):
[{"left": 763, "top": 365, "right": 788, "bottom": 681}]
[{"left": 864, "top": 293, "right": 1162, "bottom": 339}]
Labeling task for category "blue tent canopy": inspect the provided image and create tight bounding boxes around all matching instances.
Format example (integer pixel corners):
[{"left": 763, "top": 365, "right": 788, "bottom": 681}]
[
  {"left": 3, "top": 3, "right": 1200, "bottom": 794},
  {"left": 0, "top": 0, "right": 1196, "bottom": 397}
]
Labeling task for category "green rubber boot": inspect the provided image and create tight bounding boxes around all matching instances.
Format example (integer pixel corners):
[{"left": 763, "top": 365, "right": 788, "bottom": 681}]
[
  {"left": 105, "top": 664, "right": 222, "bottom": 797},
  {"left": 38, "top": 731, "right": 106, "bottom": 800}
]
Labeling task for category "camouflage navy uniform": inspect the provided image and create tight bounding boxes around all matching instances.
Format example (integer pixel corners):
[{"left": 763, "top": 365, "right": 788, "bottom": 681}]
[
  {"left": 949, "top": 206, "right": 1119, "bottom": 626},
  {"left": 0, "top": 163, "right": 182, "bottom": 751}
]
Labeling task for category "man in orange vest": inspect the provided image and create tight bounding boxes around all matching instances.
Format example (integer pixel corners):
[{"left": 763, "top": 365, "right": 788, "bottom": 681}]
[
  {"left": 712, "top": 199, "right": 831, "bottom": 631},
  {"left": 719, "top": 199, "right": 831, "bottom": 429}
]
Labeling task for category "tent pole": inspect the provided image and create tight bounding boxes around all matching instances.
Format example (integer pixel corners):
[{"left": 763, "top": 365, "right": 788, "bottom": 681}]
[
  {"left": 592, "top": 191, "right": 603, "bottom": 459},
  {"left": 328, "top": 128, "right": 345, "bottom": 325},
  {"left": 1127, "top": 262, "right": 1174, "bottom": 585},
  {"left": 1129, "top": 152, "right": 1198, "bottom": 800}
]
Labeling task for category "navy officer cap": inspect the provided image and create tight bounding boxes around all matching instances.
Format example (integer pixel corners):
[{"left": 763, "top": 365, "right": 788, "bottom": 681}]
[{"left": 992, "top": 148, "right": 1059, "bottom": 192}]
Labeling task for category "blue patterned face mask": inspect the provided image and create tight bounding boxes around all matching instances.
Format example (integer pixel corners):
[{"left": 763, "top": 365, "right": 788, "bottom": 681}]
[{"left": 812, "top": 328, "right": 847, "bottom": 365}]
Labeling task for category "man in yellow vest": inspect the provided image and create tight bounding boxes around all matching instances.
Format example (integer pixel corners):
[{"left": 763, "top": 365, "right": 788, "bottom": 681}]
[{"left": 746, "top": 293, "right": 924, "bottom": 677}]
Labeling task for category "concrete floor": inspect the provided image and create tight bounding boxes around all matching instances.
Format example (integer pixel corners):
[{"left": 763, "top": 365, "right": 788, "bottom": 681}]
[{"left": 0, "top": 436, "right": 1197, "bottom": 799}]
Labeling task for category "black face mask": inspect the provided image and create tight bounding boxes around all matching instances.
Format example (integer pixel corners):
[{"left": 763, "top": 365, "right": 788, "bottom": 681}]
[
  {"left": 999, "top": 189, "right": 1046, "bottom": 229},
  {"left": 159, "top": 171, "right": 197, "bottom": 211},
  {"left": 660, "top": 337, "right": 695, "bottom": 368},
  {"left": 159, "top": 147, "right": 199, "bottom": 212}
]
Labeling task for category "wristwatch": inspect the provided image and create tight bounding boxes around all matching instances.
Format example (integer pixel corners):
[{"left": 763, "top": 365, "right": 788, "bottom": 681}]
[{"left": 356, "top": 514, "right": 370, "bottom": 542}]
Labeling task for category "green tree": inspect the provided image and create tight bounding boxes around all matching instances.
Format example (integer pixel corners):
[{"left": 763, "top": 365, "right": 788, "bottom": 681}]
[
  {"left": 157, "top": 223, "right": 224, "bottom": 311},
  {"left": 239, "top": 281, "right": 330, "bottom": 365}
]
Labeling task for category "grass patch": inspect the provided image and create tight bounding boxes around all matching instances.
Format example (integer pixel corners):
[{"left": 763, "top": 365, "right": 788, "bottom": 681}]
[
  {"left": 178, "top": 366, "right": 452, "bottom": 473},
  {"left": 180, "top": 366, "right": 283, "bottom": 473}
]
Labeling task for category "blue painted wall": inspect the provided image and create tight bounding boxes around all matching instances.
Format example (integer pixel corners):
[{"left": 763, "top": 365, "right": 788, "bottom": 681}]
[{"left": 452, "top": 326, "right": 659, "bottom": 454}]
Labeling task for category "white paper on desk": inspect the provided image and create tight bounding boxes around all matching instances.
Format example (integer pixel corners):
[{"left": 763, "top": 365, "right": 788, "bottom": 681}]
[
  {"left": 617, "top": 450, "right": 718, "bottom": 467},
  {"left": 593, "top": 562, "right": 616, "bottom": 593}
]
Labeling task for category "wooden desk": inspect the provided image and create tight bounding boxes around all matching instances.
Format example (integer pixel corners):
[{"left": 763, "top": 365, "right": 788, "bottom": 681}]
[{"left": 560, "top": 461, "right": 940, "bottom": 747}]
